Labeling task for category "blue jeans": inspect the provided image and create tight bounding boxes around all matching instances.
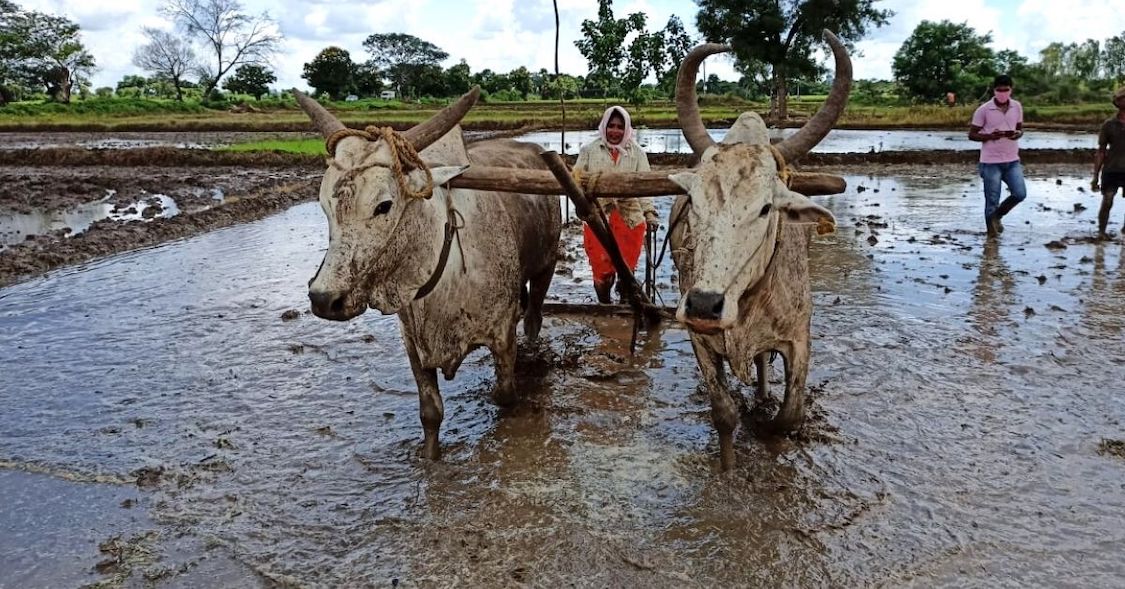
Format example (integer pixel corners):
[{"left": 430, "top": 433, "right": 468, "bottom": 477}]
[{"left": 979, "top": 161, "right": 1027, "bottom": 220}]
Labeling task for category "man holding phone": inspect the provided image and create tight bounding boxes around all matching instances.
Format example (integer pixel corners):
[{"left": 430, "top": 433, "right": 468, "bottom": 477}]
[{"left": 969, "top": 75, "right": 1026, "bottom": 238}]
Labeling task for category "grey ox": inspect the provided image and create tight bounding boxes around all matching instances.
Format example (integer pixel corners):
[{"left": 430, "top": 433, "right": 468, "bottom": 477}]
[
  {"left": 668, "top": 31, "right": 851, "bottom": 470},
  {"left": 295, "top": 88, "right": 561, "bottom": 460}
]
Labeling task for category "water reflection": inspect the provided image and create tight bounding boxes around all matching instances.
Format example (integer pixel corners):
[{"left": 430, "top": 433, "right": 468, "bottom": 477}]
[
  {"left": 515, "top": 128, "right": 1096, "bottom": 155},
  {"left": 0, "top": 193, "right": 181, "bottom": 246},
  {"left": 968, "top": 240, "right": 1017, "bottom": 357}
]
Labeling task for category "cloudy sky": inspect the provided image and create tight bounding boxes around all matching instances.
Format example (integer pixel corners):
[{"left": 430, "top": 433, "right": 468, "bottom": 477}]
[{"left": 17, "top": 0, "right": 1125, "bottom": 92}]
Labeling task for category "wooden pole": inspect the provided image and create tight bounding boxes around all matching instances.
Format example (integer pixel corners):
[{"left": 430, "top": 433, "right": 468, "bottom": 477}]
[
  {"left": 448, "top": 166, "right": 847, "bottom": 198},
  {"left": 539, "top": 151, "right": 663, "bottom": 325}
]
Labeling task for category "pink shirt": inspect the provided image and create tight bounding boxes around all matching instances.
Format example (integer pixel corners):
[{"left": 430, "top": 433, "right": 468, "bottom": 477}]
[{"left": 971, "top": 98, "right": 1023, "bottom": 163}]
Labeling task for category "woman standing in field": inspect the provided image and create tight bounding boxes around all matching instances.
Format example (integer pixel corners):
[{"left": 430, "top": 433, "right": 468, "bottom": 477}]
[{"left": 574, "top": 106, "right": 659, "bottom": 304}]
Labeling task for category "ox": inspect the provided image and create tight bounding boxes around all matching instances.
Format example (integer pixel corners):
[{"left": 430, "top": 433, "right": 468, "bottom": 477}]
[
  {"left": 295, "top": 88, "right": 561, "bottom": 460},
  {"left": 668, "top": 31, "right": 851, "bottom": 470}
]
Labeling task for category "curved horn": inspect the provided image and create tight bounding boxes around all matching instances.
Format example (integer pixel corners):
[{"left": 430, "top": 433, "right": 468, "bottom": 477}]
[
  {"left": 293, "top": 89, "right": 347, "bottom": 137},
  {"left": 774, "top": 30, "right": 853, "bottom": 164},
  {"left": 403, "top": 86, "right": 481, "bottom": 152},
  {"left": 676, "top": 43, "right": 729, "bottom": 156}
]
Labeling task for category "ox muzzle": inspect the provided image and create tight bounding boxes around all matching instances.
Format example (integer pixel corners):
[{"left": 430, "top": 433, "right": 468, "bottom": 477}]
[
  {"left": 682, "top": 289, "right": 726, "bottom": 334},
  {"left": 309, "top": 288, "right": 365, "bottom": 321}
]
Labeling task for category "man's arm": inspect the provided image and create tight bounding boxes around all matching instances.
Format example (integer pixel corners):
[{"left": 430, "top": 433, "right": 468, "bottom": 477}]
[
  {"left": 969, "top": 124, "right": 1003, "bottom": 142},
  {"left": 1093, "top": 126, "right": 1108, "bottom": 190}
]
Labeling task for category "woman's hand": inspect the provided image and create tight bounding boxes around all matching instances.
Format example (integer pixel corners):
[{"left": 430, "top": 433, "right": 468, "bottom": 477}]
[{"left": 644, "top": 211, "right": 660, "bottom": 229}]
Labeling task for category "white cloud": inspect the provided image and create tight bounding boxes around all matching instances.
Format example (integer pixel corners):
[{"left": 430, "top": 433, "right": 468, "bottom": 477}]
[{"left": 11, "top": 0, "right": 1125, "bottom": 90}]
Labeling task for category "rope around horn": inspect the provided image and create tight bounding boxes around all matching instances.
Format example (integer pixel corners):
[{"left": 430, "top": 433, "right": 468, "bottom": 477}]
[
  {"left": 767, "top": 144, "right": 792, "bottom": 189},
  {"left": 325, "top": 126, "right": 435, "bottom": 200}
]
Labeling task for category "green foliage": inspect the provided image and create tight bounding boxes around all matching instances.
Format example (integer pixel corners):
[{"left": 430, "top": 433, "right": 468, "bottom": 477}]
[
  {"left": 0, "top": 96, "right": 207, "bottom": 116},
  {"left": 1, "top": 4, "right": 95, "bottom": 103},
  {"left": 574, "top": 0, "right": 647, "bottom": 97},
  {"left": 695, "top": 0, "right": 892, "bottom": 120},
  {"left": 302, "top": 46, "right": 355, "bottom": 100},
  {"left": 892, "top": 20, "right": 995, "bottom": 104},
  {"left": 362, "top": 32, "right": 448, "bottom": 99},
  {"left": 223, "top": 64, "right": 275, "bottom": 99}
]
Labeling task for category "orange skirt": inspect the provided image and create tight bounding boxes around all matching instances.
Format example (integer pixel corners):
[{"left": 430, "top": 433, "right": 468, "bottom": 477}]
[{"left": 583, "top": 210, "right": 647, "bottom": 286}]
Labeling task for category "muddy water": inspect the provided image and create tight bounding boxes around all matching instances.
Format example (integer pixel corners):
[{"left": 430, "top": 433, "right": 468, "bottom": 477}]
[
  {"left": 1, "top": 165, "right": 1124, "bottom": 587},
  {"left": 516, "top": 128, "right": 1097, "bottom": 155},
  {"left": 0, "top": 193, "right": 183, "bottom": 246}
]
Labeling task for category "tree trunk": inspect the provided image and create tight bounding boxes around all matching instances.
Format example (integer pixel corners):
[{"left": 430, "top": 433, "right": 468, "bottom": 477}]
[{"left": 771, "top": 71, "right": 788, "bottom": 123}]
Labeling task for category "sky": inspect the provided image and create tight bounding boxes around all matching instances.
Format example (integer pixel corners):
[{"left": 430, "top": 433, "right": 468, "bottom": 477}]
[{"left": 16, "top": 0, "right": 1125, "bottom": 92}]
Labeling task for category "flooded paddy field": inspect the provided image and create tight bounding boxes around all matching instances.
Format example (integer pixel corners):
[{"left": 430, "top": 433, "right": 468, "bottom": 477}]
[{"left": 2, "top": 147, "right": 1124, "bottom": 588}]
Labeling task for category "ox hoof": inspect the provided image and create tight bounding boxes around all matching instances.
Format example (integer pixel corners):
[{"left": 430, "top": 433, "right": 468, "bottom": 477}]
[
  {"left": 422, "top": 434, "right": 442, "bottom": 461},
  {"left": 492, "top": 386, "right": 520, "bottom": 408}
]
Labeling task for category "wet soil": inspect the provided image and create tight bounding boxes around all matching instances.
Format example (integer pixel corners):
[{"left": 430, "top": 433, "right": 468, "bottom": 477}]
[
  {"left": 0, "top": 138, "right": 1101, "bottom": 289},
  {"left": 0, "top": 165, "right": 321, "bottom": 286},
  {"left": 2, "top": 159, "right": 1124, "bottom": 587}
]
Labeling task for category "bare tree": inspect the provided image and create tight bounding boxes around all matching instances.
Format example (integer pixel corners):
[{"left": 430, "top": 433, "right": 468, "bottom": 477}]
[
  {"left": 132, "top": 27, "right": 196, "bottom": 101},
  {"left": 160, "top": 0, "right": 281, "bottom": 100}
]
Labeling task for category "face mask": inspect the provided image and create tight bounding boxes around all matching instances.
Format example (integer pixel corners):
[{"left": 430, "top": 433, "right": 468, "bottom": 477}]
[{"left": 994, "top": 89, "right": 1012, "bottom": 103}]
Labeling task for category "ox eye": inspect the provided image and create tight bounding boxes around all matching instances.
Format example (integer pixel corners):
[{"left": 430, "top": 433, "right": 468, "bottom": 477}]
[
  {"left": 373, "top": 200, "right": 392, "bottom": 216},
  {"left": 759, "top": 204, "right": 772, "bottom": 216}
]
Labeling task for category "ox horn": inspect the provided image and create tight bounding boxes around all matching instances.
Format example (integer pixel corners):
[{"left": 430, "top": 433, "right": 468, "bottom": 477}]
[
  {"left": 403, "top": 86, "right": 481, "bottom": 152},
  {"left": 774, "top": 30, "right": 853, "bottom": 164},
  {"left": 293, "top": 89, "right": 346, "bottom": 137},
  {"left": 675, "top": 43, "right": 730, "bottom": 156}
]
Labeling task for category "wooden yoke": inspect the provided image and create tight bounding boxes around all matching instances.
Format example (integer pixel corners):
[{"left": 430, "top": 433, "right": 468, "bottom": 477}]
[
  {"left": 448, "top": 166, "right": 846, "bottom": 198},
  {"left": 539, "top": 151, "right": 664, "bottom": 326}
]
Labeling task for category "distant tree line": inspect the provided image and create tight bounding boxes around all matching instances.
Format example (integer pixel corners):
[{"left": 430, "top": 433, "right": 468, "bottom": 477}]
[
  {"left": 891, "top": 20, "right": 1125, "bottom": 106},
  {"left": 3, "top": 0, "right": 1123, "bottom": 113}
]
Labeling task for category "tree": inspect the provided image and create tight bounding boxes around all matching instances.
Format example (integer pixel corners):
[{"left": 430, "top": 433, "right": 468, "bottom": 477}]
[
  {"left": 507, "top": 66, "right": 532, "bottom": 99},
  {"left": 351, "top": 62, "right": 383, "bottom": 97},
  {"left": 444, "top": 60, "right": 472, "bottom": 96},
  {"left": 1070, "top": 39, "right": 1101, "bottom": 79},
  {"left": 0, "top": 0, "right": 25, "bottom": 102},
  {"left": 1104, "top": 32, "right": 1125, "bottom": 79},
  {"left": 362, "top": 33, "right": 448, "bottom": 99},
  {"left": 223, "top": 63, "right": 274, "bottom": 98},
  {"left": 574, "top": 0, "right": 646, "bottom": 97},
  {"left": 696, "top": 0, "right": 891, "bottom": 120},
  {"left": 302, "top": 46, "right": 355, "bottom": 100},
  {"left": 133, "top": 27, "right": 196, "bottom": 101},
  {"left": 892, "top": 20, "right": 995, "bottom": 104},
  {"left": 10, "top": 8, "right": 95, "bottom": 102},
  {"left": 160, "top": 0, "right": 281, "bottom": 100}
]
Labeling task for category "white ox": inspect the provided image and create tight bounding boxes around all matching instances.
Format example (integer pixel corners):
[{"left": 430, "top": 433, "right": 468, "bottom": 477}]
[
  {"left": 668, "top": 31, "right": 851, "bottom": 470},
  {"left": 295, "top": 88, "right": 561, "bottom": 460}
]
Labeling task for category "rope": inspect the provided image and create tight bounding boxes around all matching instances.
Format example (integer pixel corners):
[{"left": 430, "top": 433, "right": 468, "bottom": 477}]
[
  {"left": 767, "top": 144, "right": 792, "bottom": 188},
  {"left": 325, "top": 126, "right": 435, "bottom": 200}
]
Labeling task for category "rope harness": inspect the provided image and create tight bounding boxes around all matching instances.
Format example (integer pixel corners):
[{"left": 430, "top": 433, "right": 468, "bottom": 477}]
[
  {"left": 323, "top": 126, "right": 462, "bottom": 301},
  {"left": 326, "top": 126, "right": 435, "bottom": 201}
]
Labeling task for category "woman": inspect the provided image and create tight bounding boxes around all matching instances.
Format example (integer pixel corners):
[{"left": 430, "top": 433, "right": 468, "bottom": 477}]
[{"left": 574, "top": 105, "right": 659, "bottom": 304}]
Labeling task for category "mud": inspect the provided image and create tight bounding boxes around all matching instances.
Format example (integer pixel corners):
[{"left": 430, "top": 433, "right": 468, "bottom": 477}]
[{"left": 2, "top": 159, "right": 1124, "bottom": 587}]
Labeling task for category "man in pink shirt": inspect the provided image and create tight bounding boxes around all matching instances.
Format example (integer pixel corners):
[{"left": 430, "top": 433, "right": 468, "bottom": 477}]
[{"left": 969, "top": 75, "right": 1027, "bottom": 237}]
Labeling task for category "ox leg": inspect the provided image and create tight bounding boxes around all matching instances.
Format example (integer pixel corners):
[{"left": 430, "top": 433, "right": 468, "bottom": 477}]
[
  {"left": 405, "top": 339, "right": 444, "bottom": 460},
  {"left": 691, "top": 336, "right": 738, "bottom": 471},
  {"left": 774, "top": 341, "right": 808, "bottom": 433},
  {"left": 754, "top": 352, "right": 770, "bottom": 402},
  {"left": 523, "top": 265, "right": 554, "bottom": 342},
  {"left": 490, "top": 322, "right": 519, "bottom": 407}
]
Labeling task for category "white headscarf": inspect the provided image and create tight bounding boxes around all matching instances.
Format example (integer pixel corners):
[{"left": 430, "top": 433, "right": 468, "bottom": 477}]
[{"left": 597, "top": 105, "right": 634, "bottom": 151}]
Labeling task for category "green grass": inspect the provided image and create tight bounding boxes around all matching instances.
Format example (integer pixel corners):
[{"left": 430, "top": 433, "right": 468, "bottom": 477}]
[
  {"left": 219, "top": 138, "right": 327, "bottom": 154},
  {"left": 1, "top": 96, "right": 1116, "bottom": 131}
]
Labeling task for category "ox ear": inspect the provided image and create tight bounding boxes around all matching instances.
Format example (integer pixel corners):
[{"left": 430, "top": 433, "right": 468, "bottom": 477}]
[
  {"left": 430, "top": 165, "right": 470, "bottom": 187},
  {"left": 669, "top": 171, "right": 700, "bottom": 194},
  {"left": 774, "top": 184, "right": 837, "bottom": 235}
]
